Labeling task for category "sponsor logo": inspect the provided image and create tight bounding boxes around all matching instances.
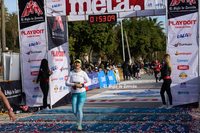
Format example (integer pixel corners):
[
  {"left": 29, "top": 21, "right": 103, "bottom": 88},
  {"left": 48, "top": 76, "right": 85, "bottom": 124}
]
[
  {"left": 54, "top": 85, "right": 58, "bottom": 93},
  {"left": 59, "top": 86, "right": 62, "bottom": 92},
  {"left": 21, "top": 29, "right": 45, "bottom": 38},
  {"left": 30, "top": 66, "right": 40, "bottom": 69},
  {"left": 63, "top": 86, "right": 67, "bottom": 90},
  {"left": 169, "top": 20, "right": 196, "bottom": 29},
  {"left": 32, "top": 95, "right": 42, "bottom": 98},
  {"left": 32, "top": 78, "right": 37, "bottom": 84},
  {"left": 175, "top": 51, "right": 191, "bottom": 56},
  {"left": 55, "top": 58, "right": 63, "bottom": 61},
  {"left": 60, "top": 67, "right": 68, "bottom": 72},
  {"left": 26, "top": 50, "right": 42, "bottom": 55},
  {"left": 52, "top": 3, "right": 62, "bottom": 8},
  {"left": 29, "top": 41, "right": 41, "bottom": 47},
  {"left": 53, "top": 16, "right": 64, "bottom": 31},
  {"left": 51, "top": 65, "right": 58, "bottom": 71},
  {"left": 21, "top": 29, "right": 45, "bottom": 35},
  {"left": 178, "top": 91, "right": 189, "bottom": 95},
  {"left": 177, "top": 65, "right": 189, "bottom": 70},
  {"left": 22, "top": 1, "right": 43, "bottom": 17},
  {"left": 179, "top": 72, "right": 187, "bottom": 79},
  {"left": 51, "top": 51, "right": 66, "bottom": 57},
  {"left": 34, "top": 87, "right": 40, "bottom": 92},
  {"left": 147, "top": 3, "right": 153, "bottom": 7},
  {"left": 91, "top": 77, "right": 99, "bottom": 84},
  {"left": 180, "top": 82, "right": 187, "bottom": 88},
  {"left": 28, "top": 59, "right": 42, "bottom": 63},
  {"left": 67, "top": 0, "right": 144, "bottom": 16},
  {"left": 51, "top": 77, "right": 58, "bottom": 81},
  {"left": 170, "top": 0, "right": 196, "bottom": 6},
  {"left": 156, "top": 3, "right": 164, "bottom": 6},
  {"left": 174, "top": 42, "right": 192, "bottom": 47},
  {"left": 177, "top": 33, "right": 192, "bottom": 38},
  {"left": 21, "top": 1, "right": 44, "bottom": 23},
  {"left": 64, "top": 75, "right": 68, "bottom": 81},
  {"left": 59, "top": 77, "right": 64, "bottom": 81},
  {"left": 177, "top": 59, "right": 189, "bottom": 62},
  {"left": 101, "top": 77, "right": 106, "bottom": 82},
  {"left": 31, "top": 71, "right": 39, "bottom": 76}
]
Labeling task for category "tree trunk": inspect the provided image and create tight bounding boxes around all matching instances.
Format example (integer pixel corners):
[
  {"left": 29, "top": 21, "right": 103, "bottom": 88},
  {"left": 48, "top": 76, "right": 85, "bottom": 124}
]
[
  {"left": 97, "top": 56, "right": 101, "bottom": 65},
  {"left": 89, "top": 48, "right": 93, "bottom": 63}
]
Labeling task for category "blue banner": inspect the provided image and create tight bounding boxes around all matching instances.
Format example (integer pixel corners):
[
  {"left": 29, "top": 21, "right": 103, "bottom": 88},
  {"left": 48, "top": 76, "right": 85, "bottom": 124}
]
[
  {"left": 98, "top": 71, "right": 108, "bottom": 88},
  {"left": 87, "top": 72, "right": 100, "bottom": 90},
  {"left": 107, "top": 70, "right": 116, "bottom": 86}
]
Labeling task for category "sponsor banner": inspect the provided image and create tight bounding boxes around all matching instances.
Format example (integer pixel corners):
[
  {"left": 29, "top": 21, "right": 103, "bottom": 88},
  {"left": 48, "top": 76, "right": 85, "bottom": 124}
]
[
  {"left": 172, "top": 65, "right": 198, "bottom": 75},
  {"left": 155, "top": 0, "right": 165, "bottom": 9},
  {"left": 171, "top": 83, "right": 198, "bottom": 90},
  {"left": 46, "top": 0, "right": 66, "bottom": 16},
  {"left": 22, "top": 40, "right": 46, "bottom": 49},
  {"left": 20, "top": 23, "right": 46, "bottom": 43},
  {"left": 87, "top": 72, "right": 100, "bottom": 90},
  {"left": 98, "top": 71, "right": 108, "bottom": 88},
  {"left": 66, "top": 0, "right": 144, "bottom": 16},
  {"left": 49, "top": 82, "right": 70, "bottom": 105},
  {"left": 168, "top": 48, "right": 197, "bottom": 57},
  {"left": 168, "top": 34, "right": 198, "bottom": 47},
  {"left": 18, "top": 0, "right": 45, "bottom": 29},
  {"left": 106, "top": 70, "right": 116, "bottom": 86},
  {"left": 47, "top": 16, "right": 67, "bottom": 50},
  {"left": 47, "top": 0, "right": 70, "bottom": 106},
  {"left": 145, "top": 0, "right": 156, "bottom": 10},
  {"left": 114, "top": 69, "right": 120, "bottom": 83},
  {"left": 0, "top": 81, "right": 22, "bottom": 110},
  {"left": 171, "top": 85, "right": 199, "bottom": 106},
  {"left": 171, "top": 73, "right": 198, "bottom": 84},
  {"left": 168, "top": 0, "right": 198, "bottom": 13},
  {"left": 65, "top": 0, "right": 167, "bottom": 21},
  {"left": 167, "top": 12, "right": 198, "bottom": 34}
]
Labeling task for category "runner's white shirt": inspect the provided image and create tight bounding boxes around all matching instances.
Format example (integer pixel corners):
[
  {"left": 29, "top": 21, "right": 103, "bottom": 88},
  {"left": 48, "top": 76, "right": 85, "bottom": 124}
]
[{"left": 65, "top": 70, "right": 91, "bottom": 93}]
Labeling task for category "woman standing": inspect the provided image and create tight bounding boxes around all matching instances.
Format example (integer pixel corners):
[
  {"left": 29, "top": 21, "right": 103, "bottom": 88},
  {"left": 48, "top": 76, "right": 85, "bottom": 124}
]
[
  {"left": 65, "top": 59, "right": 91, "bottom": 131},
  {"left": 37, "top": 59, "right": 53, "bottom": 111},
  {"left": 158, "top": 54, "right": 173, "bottom": 109}
]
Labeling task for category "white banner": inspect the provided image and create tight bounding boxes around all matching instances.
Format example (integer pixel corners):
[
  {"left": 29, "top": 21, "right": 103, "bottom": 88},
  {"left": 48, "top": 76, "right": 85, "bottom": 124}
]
[
  {"left": 47, "top": 0, "right": 70, "bottom": 106},
  {"left": 167, "top": 1, "right": 199, "bottom": 106}
]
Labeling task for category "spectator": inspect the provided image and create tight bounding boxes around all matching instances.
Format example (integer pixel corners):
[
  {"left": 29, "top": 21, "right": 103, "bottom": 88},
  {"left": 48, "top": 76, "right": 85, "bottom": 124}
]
[
  {"left": 153, "top": 60, "right": 161, "bottom": 82},
  {"left": 121, "top": 61, "right": 129, "bottom": 80}
]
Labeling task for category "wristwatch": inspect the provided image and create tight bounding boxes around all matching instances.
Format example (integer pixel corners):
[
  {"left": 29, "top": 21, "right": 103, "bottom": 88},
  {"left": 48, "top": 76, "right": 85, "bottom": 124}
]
[
  {"left": 8, "top": 108, "right": 13, "bottom": 112},
  {"left": 82, "top": 84, "right": 84, "bottom": 87}
]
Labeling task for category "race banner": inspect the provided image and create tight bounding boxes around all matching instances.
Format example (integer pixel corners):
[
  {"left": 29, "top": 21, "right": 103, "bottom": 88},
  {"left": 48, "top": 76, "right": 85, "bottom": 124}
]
[
  {"left": 167, "top": 0, "right": 199, "bottom": 106},
  {"left": 107, "top": 70, "right": 116, "bottom": 86},
  {"left": 87, "top": 72, "right": 100, "bottom": 90},
  {"left": 18, "top": 0, "right": 47, "bottom": 107},
  {"left": 47, "top": 0, "right": 70, "bottom": 106},
  {"left": 98, "top": 71, "right": 108, "bottom": 88},
  {"left": 66, "top": 0, "right": 166, "bottom": 21}
]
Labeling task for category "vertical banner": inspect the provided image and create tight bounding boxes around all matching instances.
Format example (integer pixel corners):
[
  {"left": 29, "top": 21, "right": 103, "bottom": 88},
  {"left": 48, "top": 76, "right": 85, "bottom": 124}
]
[
  {"left": 167, "top": 0, "right": 199, "bottom": 106},
  {"left": 46, "top": 0, "right": 70, "bottom": 106},
  {"left": 18, "top": 0, "right": 47, "bottom": 107}
]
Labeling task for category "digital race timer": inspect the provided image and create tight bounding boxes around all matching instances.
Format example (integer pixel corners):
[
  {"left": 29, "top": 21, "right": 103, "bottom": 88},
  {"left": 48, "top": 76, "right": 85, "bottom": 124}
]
[{"left": 89, "top": 14, "right": 117, "bottom": 24}]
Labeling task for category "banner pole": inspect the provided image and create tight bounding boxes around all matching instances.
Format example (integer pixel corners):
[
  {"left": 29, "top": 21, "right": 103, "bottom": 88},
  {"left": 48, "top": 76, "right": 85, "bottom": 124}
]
[
  {"left": 44, "top": 0, "right": 52, "bottom": 109},
  {"left": 121, "top": 19, "right": 125, "bottom": 62},
  {"left": 16, "top": 0, "right": 24, "bottom": 96}
]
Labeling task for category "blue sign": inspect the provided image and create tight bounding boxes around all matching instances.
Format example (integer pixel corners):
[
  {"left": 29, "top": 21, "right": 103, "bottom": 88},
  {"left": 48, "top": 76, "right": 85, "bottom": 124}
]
[
  {"left": 87, "top": 72, "right": 100, "bottom": 90},
  {"left": 107, "top": 70, "right": 116, "bottom": 86},
  {"left": 98, "top": 71, "right": 108, "bottom": 88}
]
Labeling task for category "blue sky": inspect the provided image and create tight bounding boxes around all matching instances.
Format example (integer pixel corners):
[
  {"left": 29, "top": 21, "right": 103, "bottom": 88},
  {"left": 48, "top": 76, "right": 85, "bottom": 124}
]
[{"left": 5, "top": 0, "right": 166, "bottom": 31}]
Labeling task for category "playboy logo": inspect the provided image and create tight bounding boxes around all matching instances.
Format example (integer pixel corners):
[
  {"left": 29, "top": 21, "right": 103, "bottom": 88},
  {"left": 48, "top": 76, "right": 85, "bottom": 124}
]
[
  {"left": 22, "top": 1, "right": 43, "bottom": 17},
  {"left": 170, "top": 0, "right": 196, "bottom": 6},
  {"left": 52, "top": 16, "right": 64, "bottom": 31}
]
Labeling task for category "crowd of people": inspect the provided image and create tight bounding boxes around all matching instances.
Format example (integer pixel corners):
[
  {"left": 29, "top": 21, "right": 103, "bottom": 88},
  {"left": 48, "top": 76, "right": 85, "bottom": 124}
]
[{"left": 70, "top": 59, "right": 165, "bottom": 82}]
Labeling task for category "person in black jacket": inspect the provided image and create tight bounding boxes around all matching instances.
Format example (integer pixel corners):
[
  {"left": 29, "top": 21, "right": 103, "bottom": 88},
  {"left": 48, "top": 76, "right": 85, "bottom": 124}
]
[
  {"left": 37, "top": 59, "right": 53, "bottom": 111},
  {"left": 158, "top": 54, "right": 173, "bottom": 109},
  {"left": 121, "top": 61, "right": 129, "bottom": 80}
]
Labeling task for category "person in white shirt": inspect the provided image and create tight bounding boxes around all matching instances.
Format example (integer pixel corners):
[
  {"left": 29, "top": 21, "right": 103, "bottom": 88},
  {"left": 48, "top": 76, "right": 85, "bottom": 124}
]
[{"left": 65, "top": 59, "right": 91, "bottom": 131}]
